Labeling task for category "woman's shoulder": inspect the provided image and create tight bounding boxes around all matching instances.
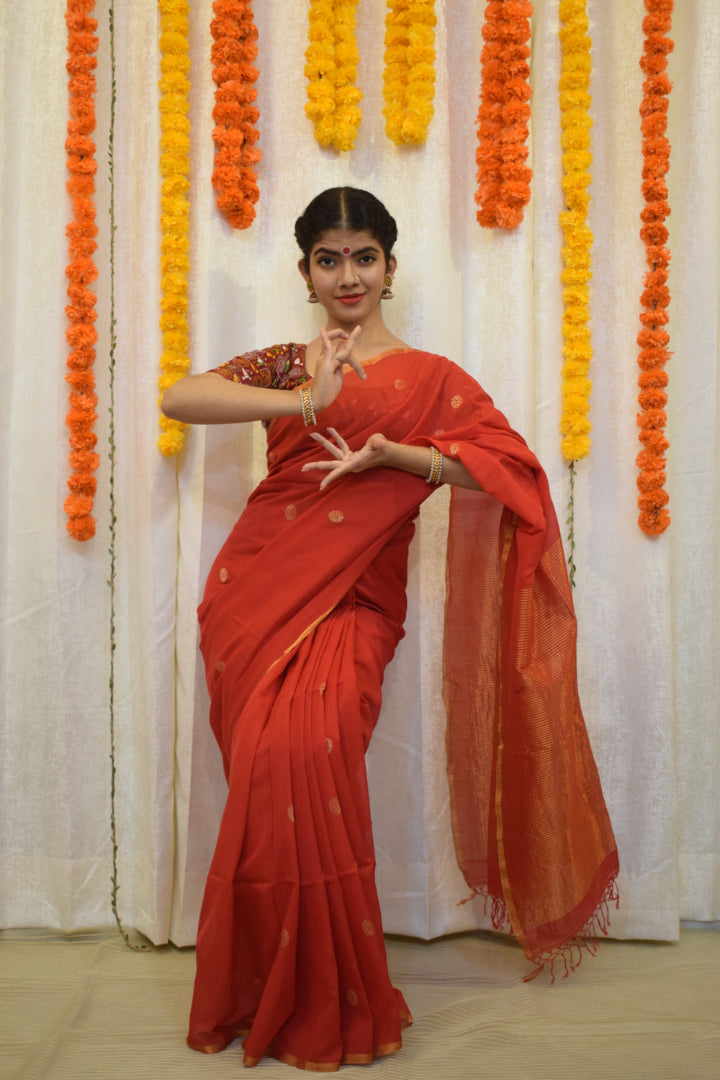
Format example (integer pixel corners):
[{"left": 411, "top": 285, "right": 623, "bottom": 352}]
[
  {"left": 396, "top": 348, "right": 458, "bottom": 375},
  {"left": 410, "top": 350, "right": 476, "bottom": 376},
  {"left": 400, "top": 350, "right": 486, "bottom": 396},
  {"left": 388, "top": 346, "right": 447, "bottom": 364},
  {"left": 226, "top": 342, "right": 306, "bottom": 369},
  {"left": 211, "top": 343, "right": 307, "bottom": 388}
]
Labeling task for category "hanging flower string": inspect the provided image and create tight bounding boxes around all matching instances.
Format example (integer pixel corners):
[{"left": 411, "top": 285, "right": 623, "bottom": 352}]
[
  {"left": 210, "top": 0, "right": 261, "bottom": 229},
  {"left": 64, "top": 0, "right": 100, "bottom": 540},
  {"left": 305, "top": 0, "right": 362, "bottom": 152},
  {"left": 382, "top": 0, "right": 437, "bottom": 145},
  {"left": 157, "top": 0, "right": 192, "bottom": 456},
  {"left": 475, "top": 0, "right": 533, "bottom": 229},
  {"left": 558, "top": 0, "right": 594, "bottom": 464},
  {"left": 636, "top": 0, "right": 673, "bottom": 536}
]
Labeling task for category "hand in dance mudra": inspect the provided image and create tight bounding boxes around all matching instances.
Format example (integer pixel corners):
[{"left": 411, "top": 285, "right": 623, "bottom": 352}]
[
  {"left": 308, "top": 324, "right": 365, "bottom": 409},
  {"left": 303, "top": 428, "right": 389, "bottom": 490},
  {"left": 303, "top": 324, "right": 388, "bottom": 490}
]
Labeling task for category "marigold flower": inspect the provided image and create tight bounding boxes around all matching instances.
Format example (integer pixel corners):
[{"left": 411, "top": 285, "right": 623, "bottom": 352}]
[
  {"left": 475, "top": 0, "right": 533, "bottom": 229},
  {"left": 382, "top": 1, "right": 437, "bottom": 146},
  {"left": 210, "top": 0, "right": 261, "bottom": 230},
  {"left": 157, "top": 0, "right": 192, "bottom": 456},
  {"left": 305, "top": 0, "right": 362, "bottom": 152},
  {"left": 559, "top": 0, "right": 593, "bottom": 463},
  {"left": 636, "top": 0, "right": 674, "bottom": 535},
  {"left": 64, "top": 0, "right": 99, "bottom": 540}
]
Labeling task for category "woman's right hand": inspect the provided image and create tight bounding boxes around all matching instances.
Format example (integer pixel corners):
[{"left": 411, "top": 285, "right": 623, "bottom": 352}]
[{"left": 309, "top": 325, "right": 366, "bottom": 412}]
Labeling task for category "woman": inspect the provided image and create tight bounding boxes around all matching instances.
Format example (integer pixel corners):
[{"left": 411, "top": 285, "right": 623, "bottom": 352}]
[{"left": 162, "top": 188, "right": 618, "bottom": 1071}]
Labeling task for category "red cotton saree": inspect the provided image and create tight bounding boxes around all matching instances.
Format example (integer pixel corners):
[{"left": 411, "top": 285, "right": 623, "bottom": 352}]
[{"left": 187, "top": 344, "right": 618, "bottom": 1070}]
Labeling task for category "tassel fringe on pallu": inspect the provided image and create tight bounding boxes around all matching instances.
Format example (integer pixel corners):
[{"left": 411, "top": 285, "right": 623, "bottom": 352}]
[{"left": 459, "top": 873, "right": 620, "bottom": 985}]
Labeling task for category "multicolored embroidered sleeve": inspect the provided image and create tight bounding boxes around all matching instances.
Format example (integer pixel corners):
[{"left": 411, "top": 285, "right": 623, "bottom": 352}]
[{"left": 211, "top": 343, "right": 308, "bottom": 390}]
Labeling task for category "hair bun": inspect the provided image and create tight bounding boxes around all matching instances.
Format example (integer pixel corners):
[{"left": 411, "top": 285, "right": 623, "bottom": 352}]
[{"left": 295, "top": 187, "right": 397, "bottom": 265}]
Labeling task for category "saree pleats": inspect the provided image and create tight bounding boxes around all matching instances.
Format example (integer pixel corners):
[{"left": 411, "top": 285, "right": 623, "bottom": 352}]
[{"left": 189, "top": 591, "right": 412, "bottom": 1068}]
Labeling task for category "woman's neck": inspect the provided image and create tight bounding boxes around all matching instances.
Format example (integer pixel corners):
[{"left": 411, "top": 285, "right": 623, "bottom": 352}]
[{"left": 319, "top": 312, "right": 407, "bottom": 363}]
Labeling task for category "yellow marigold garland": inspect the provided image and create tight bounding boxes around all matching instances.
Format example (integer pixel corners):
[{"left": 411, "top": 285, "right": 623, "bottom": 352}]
[
  {"left": 558, "top": 0, "right": 593, "bottom": 463},
  {"left": 636, "top": 0, "right": 673, "bottom": 536},
  {"left": 211, "top": 0, "right": 261, "bottom": 229},
  {"left": 382, "top": 0, "right": 437, "bottom": 145},
  {"left": 64, "top": 0, "right": 100, "bottom": 541},
  {"left": 305, "top": 0, "right": 362, "bottom": 152},
  {"left": 475, "top": 0, "right": 533, "bottom": 229},
  {"left": 157, "top": 0, "right": 191, "bottom": 456}
]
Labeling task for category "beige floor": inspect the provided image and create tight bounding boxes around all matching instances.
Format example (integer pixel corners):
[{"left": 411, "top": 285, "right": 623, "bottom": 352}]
[{"left": 1, "top": 927, "right": 718, "bottom": 1079}]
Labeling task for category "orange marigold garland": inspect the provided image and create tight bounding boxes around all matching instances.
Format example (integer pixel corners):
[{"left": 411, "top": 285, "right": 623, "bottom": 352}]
[
  {"left": 157, "top": 0, "right": 192, "bottom": 456},
  {"left": 475, "top": 0, "right": 533, "bottom": 230},
  {"left": 64, "top": 0, "right": 100, "bottom": 541},
  {"left": 636, "top": 0, "right": 673, "bottom": 536},
  {"left": 210, "top": 0, "right": 261, "bottom": 229}
]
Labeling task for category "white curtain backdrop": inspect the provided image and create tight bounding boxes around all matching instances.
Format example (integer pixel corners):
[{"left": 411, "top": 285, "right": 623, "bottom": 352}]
[{"left": 1, "top": 1, "right": 718, "bottom": 948}]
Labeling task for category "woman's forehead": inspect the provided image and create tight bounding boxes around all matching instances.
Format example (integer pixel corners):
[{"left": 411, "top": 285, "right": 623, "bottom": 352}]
[{"left": 310, "top": 228, "right": 380, "bottom": 254}]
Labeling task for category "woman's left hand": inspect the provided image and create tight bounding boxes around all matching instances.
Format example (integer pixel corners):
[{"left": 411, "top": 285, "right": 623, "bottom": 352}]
[{"left": 302, "top": 428, "right": 389, "bottom": 490}]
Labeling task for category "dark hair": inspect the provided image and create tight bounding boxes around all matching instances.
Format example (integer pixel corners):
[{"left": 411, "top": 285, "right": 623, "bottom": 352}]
[{"left": 294, "top": 187, "right": 398, "bottom": 267}]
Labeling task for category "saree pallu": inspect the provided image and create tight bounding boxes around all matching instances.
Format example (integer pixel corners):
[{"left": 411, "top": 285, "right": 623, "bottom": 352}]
[{"left": 188, "top": 347, "right": 618, "bottom": 1069}]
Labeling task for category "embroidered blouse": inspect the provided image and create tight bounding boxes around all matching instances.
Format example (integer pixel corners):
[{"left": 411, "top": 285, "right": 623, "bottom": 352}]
[{"left": 212, "top": 343, "right": 309, "bottom": 392}]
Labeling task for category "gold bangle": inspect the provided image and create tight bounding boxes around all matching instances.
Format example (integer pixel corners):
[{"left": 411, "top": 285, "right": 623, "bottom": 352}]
[
  {"left": 426, "top": 445, "right": 443, "bottom": 484},
  {"left": 300, "top": 386, "right": 316, "bottom": 427}
]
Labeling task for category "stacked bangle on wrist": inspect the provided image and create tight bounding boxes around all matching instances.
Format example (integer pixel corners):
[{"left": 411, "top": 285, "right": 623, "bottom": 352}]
[
  {"left": 300, "top": 386, "right": 316, "bottom": 427},
  {"left": 426, "top": 445, "right": 443, "bottom": 484}
]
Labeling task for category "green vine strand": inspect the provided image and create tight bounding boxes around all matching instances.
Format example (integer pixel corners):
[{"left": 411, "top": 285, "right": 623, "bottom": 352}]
[
  {"left": 106, "top": 2, "right": 150, "bottom": 953},
  {"left": 566, "top": 459, "right": 577, "bottom": 589}
]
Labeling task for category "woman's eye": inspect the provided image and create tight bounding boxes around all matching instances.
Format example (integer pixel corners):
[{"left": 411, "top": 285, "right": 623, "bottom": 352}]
[
  {"left": 317, "top": 257, "right": 335, "bottom": 267},
  {"left": 358, "top": 255, "right": 376, "bottom": 265}
]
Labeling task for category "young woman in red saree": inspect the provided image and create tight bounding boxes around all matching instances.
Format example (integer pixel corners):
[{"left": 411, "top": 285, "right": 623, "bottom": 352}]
[{"left": 162, "top": 188, "right": 618, "bottom": 1071}]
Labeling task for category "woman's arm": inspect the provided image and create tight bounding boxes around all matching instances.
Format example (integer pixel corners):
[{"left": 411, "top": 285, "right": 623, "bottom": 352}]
[
  {"left": 161, "top": 372, "right": 306, "bottom": 425},
  {"left": 378, "top": 440, "right": 480, "bottom": 490},
  {"left": 302, "top": 430, "right": 481, "bottom": 491},
  {"left": 161, "top": 326, "right": 364, "bottom": 426}
]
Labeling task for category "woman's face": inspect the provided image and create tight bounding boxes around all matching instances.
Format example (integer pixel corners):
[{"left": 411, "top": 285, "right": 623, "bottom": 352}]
[{"left": 301, "top": 228, "right": 396, "bottom": 326}]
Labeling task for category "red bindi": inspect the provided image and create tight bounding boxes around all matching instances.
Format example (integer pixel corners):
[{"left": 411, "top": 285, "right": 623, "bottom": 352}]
[{"left": 341, "top": 245, "right": 352, "bottom": 256}]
